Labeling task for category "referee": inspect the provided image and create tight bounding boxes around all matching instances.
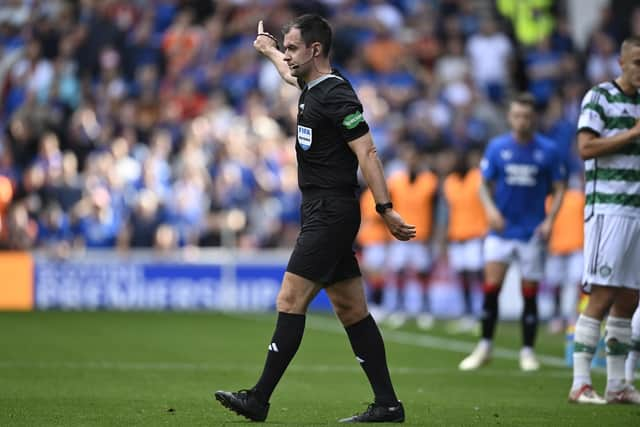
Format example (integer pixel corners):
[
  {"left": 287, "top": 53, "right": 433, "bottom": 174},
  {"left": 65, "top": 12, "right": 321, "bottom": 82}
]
[{"left": 215, "top": 14, "right": 415, "bottom": 423}]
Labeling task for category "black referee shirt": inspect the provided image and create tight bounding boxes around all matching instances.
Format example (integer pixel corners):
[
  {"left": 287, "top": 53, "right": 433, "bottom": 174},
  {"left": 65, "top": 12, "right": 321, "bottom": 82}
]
[{"left": 295, "top": 70, "right": 369, "bottom": 199}]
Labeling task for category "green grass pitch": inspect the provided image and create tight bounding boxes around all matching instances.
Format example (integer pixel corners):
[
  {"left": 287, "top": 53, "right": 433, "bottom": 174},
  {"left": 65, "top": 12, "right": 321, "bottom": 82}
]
[{"left": 0, "top": 311, "right": 638, "bottom": 426}]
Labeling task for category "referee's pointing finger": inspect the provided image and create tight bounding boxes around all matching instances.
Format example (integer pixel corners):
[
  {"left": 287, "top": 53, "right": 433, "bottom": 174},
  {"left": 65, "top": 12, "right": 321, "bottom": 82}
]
[{"left": 258, "top": 20, "right": 263, "bottom": 34}]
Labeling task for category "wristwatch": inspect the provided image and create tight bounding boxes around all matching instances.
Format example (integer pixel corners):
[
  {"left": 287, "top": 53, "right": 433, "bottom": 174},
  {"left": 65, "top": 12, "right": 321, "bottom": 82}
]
[{"left": 375, "top": 202, "right": 393, "bottom": 215}]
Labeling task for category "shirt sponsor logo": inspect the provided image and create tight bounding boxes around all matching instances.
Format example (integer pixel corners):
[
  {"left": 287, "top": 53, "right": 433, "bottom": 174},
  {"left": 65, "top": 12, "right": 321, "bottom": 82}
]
[
  {"left": 505, "top": 163, "right": 538, "bottom": 186},
  {"left": 342, "top": 111, "right": 364, "bottom": 129},
  {"left": 297, "top": 125, "right": 312, "bottom": 150}
]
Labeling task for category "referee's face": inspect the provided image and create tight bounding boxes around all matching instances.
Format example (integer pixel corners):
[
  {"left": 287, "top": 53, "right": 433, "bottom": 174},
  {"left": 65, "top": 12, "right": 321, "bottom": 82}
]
[{"left": 283, "top": 28, "right": 314, "bottom": 79}]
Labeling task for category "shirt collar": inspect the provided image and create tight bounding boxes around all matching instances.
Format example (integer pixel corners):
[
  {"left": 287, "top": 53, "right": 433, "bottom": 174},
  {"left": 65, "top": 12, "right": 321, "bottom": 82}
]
[{"left": 306, "top": 73, "right": 343, "bottom": 90}]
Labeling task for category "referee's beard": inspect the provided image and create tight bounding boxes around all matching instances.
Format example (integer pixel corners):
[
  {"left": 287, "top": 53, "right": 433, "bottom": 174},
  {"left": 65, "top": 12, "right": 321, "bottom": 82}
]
[{"left": 290, "top": 63, "right": 311, "bottom": 82}]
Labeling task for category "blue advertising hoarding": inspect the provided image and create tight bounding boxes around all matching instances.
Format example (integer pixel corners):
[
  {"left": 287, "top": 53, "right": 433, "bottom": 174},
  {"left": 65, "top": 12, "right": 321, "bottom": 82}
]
[
  {"left": 33, "top": 254, "right": 333, "bottom": 311},
  {"left": 28, "top": 250, "right": 545, "bottom": 319}
]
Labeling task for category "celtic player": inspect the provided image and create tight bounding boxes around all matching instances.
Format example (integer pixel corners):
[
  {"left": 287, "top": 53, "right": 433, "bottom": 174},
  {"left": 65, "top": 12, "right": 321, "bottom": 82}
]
[{"left": 569, "top": 36, "right": 640, "bottom": 405}]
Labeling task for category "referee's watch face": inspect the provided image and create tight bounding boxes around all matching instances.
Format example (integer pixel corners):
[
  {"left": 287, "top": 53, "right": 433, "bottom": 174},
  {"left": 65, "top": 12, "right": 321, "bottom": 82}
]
[{"left": 283, "top": 28, "right": 317, "bottom": 79}]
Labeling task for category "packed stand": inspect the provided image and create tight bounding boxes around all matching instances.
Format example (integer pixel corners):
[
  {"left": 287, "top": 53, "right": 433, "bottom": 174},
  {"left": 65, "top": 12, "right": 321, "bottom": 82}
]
[{"left": 0, "top": 0, "right": 637, "bottom": 255}]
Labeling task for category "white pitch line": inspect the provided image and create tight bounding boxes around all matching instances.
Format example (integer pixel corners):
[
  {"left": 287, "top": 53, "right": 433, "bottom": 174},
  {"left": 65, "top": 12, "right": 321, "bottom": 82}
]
[
  {"left": 0, "top": 315, "right": 595, "bottom": 378},
  {"left": 226, "top": 313, "right": 599, "bottom": 371},
  {"left": 226, "top": 313, "right": 571, "bottom": 367},
  {"left": 219, "top": 313, "right": 608, "bottom": 375},
  {"left": 304, "top": 316, "right": 572, "bottom": 368},
  {"left": 0, "top": 360, "right": 575, "bottom": 378}
]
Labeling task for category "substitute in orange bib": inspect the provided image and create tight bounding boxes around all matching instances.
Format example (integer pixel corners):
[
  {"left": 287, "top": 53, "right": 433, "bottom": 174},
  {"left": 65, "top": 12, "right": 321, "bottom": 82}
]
[
  {"left": 545, "top": 174, "right": 585, "bottom": 334},
  {"left": 357, "top": 188, "right": 391, "bottom": 319},
  {"left": 386, "top": 145, "right": 438, "bottom": 329},
  {"left": 444, "top": 147, "right": 489, "bottom": 333}
]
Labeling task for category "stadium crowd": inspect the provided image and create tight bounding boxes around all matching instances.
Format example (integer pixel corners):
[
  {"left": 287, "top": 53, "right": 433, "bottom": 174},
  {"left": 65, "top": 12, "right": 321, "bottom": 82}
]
[{"left": 0, "top": 0, "right": 638, "bottom": 255}]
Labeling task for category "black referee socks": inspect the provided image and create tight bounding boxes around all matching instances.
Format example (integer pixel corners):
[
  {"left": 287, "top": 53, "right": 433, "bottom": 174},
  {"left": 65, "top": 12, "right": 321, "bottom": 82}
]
[
  {"left": 345, "top": 314, "right": 399, "bottom": 406},
  {"left": 253, "top": 312, "right": 305, "bottom": 403}
]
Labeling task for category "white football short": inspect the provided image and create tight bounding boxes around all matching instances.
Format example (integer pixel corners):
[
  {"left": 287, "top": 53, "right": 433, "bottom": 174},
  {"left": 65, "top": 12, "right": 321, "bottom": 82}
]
[
  {"left": 387, "top": 241, "right": 432, "bottom": 273},
  {"left": 448, "top": 238, "right": 484, "bottom": 272},
  {"left": 361, "top": 243, "right": 387, "bottom": 271},
  {"left": 545, "top": 250, "right": 584, "bottom": 288},
  {"left": 583, "top": 214, "right": 640, "bottom": 291},
  {"left": 483, "top": 234, "right": 546, "bottom": 281}
]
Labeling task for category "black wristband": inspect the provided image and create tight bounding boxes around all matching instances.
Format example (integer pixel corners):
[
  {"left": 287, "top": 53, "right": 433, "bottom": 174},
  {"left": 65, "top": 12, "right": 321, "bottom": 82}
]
[
  {"left": 257, "top": 32, "right": 279, "bottom": 49},
  {"left": 375, "top": 202, "right": 393, "bottom": 214}
]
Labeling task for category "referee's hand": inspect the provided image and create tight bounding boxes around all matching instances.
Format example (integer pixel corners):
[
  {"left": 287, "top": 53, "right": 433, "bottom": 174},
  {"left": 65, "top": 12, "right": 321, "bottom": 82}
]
[
  {"left": 254, "top": 20, "right": 278, "bottom": 54},
  {"left": 381, "top": 209, "right": 416, "bottom": 241}
]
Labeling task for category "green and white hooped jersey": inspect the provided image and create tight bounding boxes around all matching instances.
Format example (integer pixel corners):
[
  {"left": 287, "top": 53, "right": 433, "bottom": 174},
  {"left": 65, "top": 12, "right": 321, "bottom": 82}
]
[{"left": 577, "top": 81, "right": 640, "bottom": 219}]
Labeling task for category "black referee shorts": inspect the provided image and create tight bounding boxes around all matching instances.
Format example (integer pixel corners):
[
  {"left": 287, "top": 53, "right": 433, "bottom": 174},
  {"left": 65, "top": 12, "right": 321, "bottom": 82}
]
[{"left": 286, "top": 196, "right": 362, "bottom": 286}]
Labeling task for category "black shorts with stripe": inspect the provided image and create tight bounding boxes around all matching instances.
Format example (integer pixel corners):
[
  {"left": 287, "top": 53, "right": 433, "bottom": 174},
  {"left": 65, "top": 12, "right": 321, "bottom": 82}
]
[{"left": 286, "top": 196, "right": 361, "bottom": 286}]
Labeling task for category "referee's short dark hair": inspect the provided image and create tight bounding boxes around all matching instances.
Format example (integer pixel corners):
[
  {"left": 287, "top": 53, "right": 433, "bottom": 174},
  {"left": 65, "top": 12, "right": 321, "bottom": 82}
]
[
  {"left": 283, "top": 14, "right": 332, "bottom": 57},
  {"left": 510, "top": 92, "right": 536, "bottom": 109}
]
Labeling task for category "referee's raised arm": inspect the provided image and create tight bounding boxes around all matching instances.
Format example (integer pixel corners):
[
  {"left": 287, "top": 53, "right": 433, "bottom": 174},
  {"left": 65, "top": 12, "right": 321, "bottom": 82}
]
[{"left": 253, "top": 20, "right": 299, "bottom": 87}]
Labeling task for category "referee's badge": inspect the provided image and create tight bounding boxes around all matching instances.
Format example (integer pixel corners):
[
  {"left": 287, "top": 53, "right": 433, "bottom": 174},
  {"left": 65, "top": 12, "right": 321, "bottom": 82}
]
[{"left": 297, "top": 125, "right": 313, "bottom": 151}]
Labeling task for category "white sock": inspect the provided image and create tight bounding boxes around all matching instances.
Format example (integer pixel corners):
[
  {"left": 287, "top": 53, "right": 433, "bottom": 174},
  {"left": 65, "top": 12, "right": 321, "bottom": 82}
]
[
  {"left": 626, "top": 306, "right": 640, "bottom": 384},
  {"left": 572, "top": 315, "right": 601, "bottom": 391},
  {"left": 478, "top": 338, "right": 492, "bottom": 353},
  {"left": 520, "top": 346, "right": 534, "bottom": 357},
  {"left": 605, "top": 316, "right": 632, "bottom": 392},
  {"left": 627, "top": 348, "right": 639, "bottom": 385}
]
